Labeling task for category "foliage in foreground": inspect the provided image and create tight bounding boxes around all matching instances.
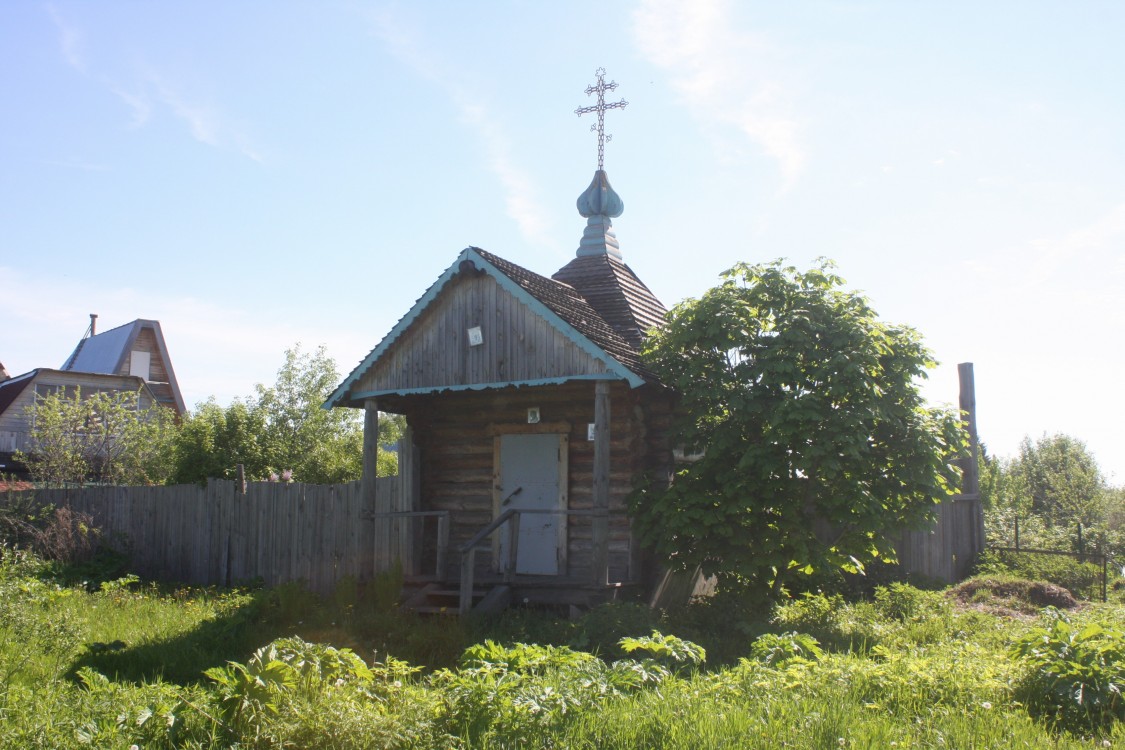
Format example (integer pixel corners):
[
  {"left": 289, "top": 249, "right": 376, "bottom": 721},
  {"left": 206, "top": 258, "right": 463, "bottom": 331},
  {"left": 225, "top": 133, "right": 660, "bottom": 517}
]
[
  {"left": 5, "top": 547, "right": 1125, "bottom": 749},
  {"left": 635, "top": 259, "right": 965, "bottom": 596},
  {"left": 15, "top": 387, "right": 177, "bottom": 487}
]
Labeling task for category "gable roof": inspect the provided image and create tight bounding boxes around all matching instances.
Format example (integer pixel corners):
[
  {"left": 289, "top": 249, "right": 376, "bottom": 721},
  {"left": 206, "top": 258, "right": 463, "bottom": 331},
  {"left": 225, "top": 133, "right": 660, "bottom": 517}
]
[
  {"left": 326, "top": 247, "right": 653, "bottom": 408},
  {"left": 0, "top": 370, "right": 37, "bottom": 417},
  {"left": 61, "top": 319, "right": 186, "bottom": 414}
]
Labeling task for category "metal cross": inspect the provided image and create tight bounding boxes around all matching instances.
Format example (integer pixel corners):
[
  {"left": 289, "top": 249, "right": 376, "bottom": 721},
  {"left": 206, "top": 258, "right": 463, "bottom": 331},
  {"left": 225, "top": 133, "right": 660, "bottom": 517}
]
[{"left": 575, "top": 67, "right": 628, "bottom": 170}]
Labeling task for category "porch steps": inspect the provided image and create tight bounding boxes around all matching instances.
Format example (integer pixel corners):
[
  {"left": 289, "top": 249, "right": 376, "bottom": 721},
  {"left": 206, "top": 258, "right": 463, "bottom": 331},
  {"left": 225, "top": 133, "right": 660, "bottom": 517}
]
[{"left": 400, "top": 582, "right": 512, "bottom": 616}]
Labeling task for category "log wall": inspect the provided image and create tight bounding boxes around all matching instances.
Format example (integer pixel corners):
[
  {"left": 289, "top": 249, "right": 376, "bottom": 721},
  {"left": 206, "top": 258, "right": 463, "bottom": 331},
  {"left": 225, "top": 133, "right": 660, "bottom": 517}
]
[{"left": 401, "top": 380, "right": 674, "bottom": 583}]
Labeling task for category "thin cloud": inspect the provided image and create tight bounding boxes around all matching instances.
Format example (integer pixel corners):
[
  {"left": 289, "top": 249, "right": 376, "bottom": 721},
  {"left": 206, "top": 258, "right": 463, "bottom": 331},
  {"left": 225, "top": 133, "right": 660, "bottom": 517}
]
[
  {"left": 1026, "top": 200, "right": 1125, "bottom": 287},
  {"left": 631, "top": 0, "right": 805, "bottom": 190},
  {"left": 141, "top": 67, "right": 221, "bottom": 146},
  {"left": 110, "top": 85, "right": 152, "bottom": 129},
  {"left": 43, "top": 6, "right": 262, "bottom": 163},
  {"left": 365, "top": 7, "right": 554, "bottom": 247},
  {"left": 142, "top": 68, "right": 264, "bottom": 162},
  {"left": 46, "top": 3, "right": 86, "bottom": 74}
]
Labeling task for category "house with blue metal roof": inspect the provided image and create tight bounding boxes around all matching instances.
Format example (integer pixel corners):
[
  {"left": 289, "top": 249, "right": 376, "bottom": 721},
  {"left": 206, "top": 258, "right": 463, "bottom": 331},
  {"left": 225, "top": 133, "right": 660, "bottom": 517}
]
[{"left": 0, "top": 316, "right": 185, "bottom": 477}]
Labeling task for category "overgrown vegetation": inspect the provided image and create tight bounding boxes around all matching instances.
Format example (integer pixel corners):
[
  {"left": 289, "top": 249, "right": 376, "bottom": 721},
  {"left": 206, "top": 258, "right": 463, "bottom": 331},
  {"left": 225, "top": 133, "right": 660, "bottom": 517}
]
[
  {"left": 15, "top": 387, "right": 177, "bottom": 486},
  {"left": 983, "top": 433, "right": 1125, "bottom": 559},
  {"left": 172, "top": 344, "right": 403, "bottom": 485},
  {"left": 5, "top": 542, "right": 1125, "bottom": 748},
  {"left": 14, "top": 344, "right": 403, "bottom": 487}
]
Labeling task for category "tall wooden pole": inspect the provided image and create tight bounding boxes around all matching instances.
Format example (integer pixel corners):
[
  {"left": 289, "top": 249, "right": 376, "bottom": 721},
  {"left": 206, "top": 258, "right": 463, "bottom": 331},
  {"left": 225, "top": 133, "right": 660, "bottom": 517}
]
[
  {"left": 958, "top": 362, "right": 984, "bottom": 575},
  {"left": 592, "top": 380, "right": 610, "bottom": 586},
  {"left": 958, "top": 363, "right": 980, "bottom": 497}
]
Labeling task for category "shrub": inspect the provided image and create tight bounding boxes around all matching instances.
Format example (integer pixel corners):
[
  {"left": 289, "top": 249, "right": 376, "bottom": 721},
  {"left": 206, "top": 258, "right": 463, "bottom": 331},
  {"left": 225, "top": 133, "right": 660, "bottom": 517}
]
[
  {"left": 771, "top": 593, "right": 884, "bottom": 651},
  {"left": 34, "top": 506, "right": 100, "bottom": 564},
  {"left": 574, "top": 602, "right": 660, "bottom": 658},
  {"left": 1012, "top": 610, "right": 1125, "bottom": 732},
  {"left": 874, "top": 582, "right": 951, "bottom": 622},
  {"left": 749, "top": 631, "right": 823, "bottom": 666}
]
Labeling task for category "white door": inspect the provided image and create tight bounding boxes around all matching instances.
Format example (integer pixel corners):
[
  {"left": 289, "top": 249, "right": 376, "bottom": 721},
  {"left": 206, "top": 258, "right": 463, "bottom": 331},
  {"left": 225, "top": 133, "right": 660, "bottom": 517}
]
[{"left": 497, "top": 433, "right": 563, "bottom": 575}]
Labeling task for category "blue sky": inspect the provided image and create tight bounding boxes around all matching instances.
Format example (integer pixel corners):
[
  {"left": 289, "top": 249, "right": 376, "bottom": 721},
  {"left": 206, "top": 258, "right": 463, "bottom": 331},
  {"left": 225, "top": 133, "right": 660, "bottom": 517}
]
[{"left": 2, "top": 1, "right": 1123, "bottom": 481}]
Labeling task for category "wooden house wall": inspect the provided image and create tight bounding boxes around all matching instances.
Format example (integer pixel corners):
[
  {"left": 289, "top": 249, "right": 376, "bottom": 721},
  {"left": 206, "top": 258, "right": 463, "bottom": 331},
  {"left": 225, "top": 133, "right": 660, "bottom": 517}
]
[
  {"left": 399, "top": 380, "right": 674, "bottom": 584},
  {"left": 355, "top": 272, "right": 614, "bottom": 395},
  {"left": 123, "top": 327, "right": 171, "bottom": 385},
  {"left": 0, "top": 371, "right": 153, "bottom": 454}
]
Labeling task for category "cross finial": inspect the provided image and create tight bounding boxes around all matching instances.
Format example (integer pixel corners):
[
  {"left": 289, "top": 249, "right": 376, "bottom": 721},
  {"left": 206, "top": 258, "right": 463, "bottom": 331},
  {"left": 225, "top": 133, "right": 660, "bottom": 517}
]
[{"left": 575, "top": 67, "right": 628, "bottom": 170}]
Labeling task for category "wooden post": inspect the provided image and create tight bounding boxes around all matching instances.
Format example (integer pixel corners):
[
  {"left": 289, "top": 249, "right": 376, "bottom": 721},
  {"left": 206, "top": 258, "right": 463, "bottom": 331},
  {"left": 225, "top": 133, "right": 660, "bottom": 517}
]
[
  {"left": 436, "top": 512, "right": 449, "bottom": 580},
  {"left": 362, "top": 399, "right": 380, "bottom": 576},
  {"left": 958, "top": 363, "right": 980, "bottom": 497},
  {"left": 460, "top": 548, "right": 476, "bottom": 615},
  {"left": 236, "top": 464, "right": 246, "bottom": 494},
  {"left": 958, "top": 362, "right": 984, "bottom": 570},
  {"left": 592, "top": 380, "right": 611, "bottom": 586},
  {"left": 505, "top": 511, "right": 520, "bottom": 583}
]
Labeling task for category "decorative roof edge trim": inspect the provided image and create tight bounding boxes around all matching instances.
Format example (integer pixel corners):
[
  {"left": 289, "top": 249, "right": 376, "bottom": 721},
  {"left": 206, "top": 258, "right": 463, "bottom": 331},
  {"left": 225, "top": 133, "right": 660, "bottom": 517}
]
[
  {"left": 112, "top": 320, "right": 187, "bottom": 415},
  {"left": 141, "top": 320, "right": 187, "bottom": 415},
  {"left": 345, "top": 373, "right": 625, "bottom": 404},
  {"left": 324, "top": 247, "right": 644, "bottom": 409}
]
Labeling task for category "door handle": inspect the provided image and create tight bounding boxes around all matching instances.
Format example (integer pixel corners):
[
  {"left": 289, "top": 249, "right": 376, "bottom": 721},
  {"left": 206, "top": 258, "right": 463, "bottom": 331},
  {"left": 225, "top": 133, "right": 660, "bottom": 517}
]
[{"left": 501, "top": 486, "right": 523, "bottom": 506}]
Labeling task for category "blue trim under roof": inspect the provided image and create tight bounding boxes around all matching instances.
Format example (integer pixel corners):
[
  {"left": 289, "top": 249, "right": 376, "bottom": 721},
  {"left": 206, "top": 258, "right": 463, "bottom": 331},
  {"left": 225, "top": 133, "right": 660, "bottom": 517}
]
[
  {"left": 325, "top": 248, "right": 643, "bottom": 409},
  {"left": 348, "top": 373, "right": 623, "bottom": 401}
]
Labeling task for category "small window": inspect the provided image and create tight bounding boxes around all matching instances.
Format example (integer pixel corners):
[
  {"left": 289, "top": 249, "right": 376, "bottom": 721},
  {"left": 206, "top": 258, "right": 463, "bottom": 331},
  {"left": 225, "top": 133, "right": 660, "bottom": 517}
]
[{"left": 130, "top": 351, "right": 151, "bottom": 380}]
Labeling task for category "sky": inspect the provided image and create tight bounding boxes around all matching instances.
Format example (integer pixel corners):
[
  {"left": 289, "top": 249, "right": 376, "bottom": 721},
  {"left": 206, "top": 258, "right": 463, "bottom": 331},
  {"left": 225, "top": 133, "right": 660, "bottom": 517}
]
[{"left": 2, "top": 1, "right": 1123, "bottom": 482}]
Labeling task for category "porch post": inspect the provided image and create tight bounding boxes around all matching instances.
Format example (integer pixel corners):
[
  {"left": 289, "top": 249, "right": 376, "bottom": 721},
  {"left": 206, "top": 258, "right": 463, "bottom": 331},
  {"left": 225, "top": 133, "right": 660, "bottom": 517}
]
[
  {"left": 592, "top": 380, "right": 610, "bottom": 586},
  {"left": 362, "top": 399, "right": 380, "bottom": 575}
]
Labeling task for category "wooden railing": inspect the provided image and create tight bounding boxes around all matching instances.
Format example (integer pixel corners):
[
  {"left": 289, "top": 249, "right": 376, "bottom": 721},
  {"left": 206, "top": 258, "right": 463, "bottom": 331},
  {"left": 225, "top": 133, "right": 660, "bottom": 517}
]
[{"left": 457, "top": 508, "right": 609, "bottom": 615}]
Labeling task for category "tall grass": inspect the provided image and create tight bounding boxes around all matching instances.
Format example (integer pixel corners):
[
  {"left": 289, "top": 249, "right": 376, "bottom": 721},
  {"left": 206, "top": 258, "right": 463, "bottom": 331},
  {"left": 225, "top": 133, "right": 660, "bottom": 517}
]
[{"left": 4, "top": 544, "right": 1125, "bottom": 748}]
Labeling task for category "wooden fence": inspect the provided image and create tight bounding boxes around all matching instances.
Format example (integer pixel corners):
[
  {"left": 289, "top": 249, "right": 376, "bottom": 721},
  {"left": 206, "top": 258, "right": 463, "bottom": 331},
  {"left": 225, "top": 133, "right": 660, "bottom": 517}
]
[
  {"left": 10, "top": 444, "right": 418, "bottom": 595},
  {"left": 895, "top": 493, "right": 984, "bottom": 583}
]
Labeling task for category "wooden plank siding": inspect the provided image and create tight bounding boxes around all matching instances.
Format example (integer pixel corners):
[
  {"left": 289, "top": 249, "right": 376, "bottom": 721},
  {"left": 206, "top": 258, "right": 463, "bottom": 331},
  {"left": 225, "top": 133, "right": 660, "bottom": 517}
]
[
  {"left": 894, "top": 493, "right": 983, "bottom": 583},
  {"left": 0, "top": 371, "right": 156, "bottom": 455},
  {"left": 354, "top": 271, "right": 616, "bottom": 395},
  {"left": 398, "top": 380, "right": 675, "bottom": 585}
]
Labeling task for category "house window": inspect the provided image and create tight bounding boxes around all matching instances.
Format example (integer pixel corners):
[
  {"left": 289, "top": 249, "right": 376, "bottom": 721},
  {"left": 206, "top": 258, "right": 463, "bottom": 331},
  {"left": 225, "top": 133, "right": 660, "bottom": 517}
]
[
  {"left": 34, "top": 384, "right": 80, "bottom": 400},
  {"left": 130, "top": 351, "right": 151, "bottom": 380}
]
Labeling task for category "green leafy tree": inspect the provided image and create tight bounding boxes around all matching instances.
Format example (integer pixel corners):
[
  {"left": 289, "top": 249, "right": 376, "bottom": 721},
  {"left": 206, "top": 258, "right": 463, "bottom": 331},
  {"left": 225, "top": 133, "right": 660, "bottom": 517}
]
[
  {"left": 172, "top": 398, "right": 269, "bottom": 484},
  {"left": 634, "top": 260, "right": 965, "bottom": 596},
  {"left": 173, "top": 345, "right": 403, "bottom": 485},
  {"left": 1013, "top": 434, "right": 1106, "bottom": 529},
  {"left": 16, "top": 387, "right": 176, "bottom": 486},
  {"left": 983, "top": 433, "right": 1119, "bottom": 555}
]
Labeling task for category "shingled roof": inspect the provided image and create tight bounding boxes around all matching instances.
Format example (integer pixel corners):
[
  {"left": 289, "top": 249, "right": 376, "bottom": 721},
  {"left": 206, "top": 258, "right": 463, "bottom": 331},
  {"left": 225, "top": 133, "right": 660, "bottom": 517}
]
[{"left": 552, "top": 253, "right": 667, "bottom": 353}]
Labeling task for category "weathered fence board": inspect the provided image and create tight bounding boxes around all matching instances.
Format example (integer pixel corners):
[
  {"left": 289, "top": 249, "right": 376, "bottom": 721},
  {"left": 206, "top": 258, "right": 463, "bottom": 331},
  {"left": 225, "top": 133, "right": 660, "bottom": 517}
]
[
  {"left": 895, "top": 493, "right": 983, "bottom": 583},
  {"left": 10, "top": 453, "right": 415, "bottom": 595}
]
